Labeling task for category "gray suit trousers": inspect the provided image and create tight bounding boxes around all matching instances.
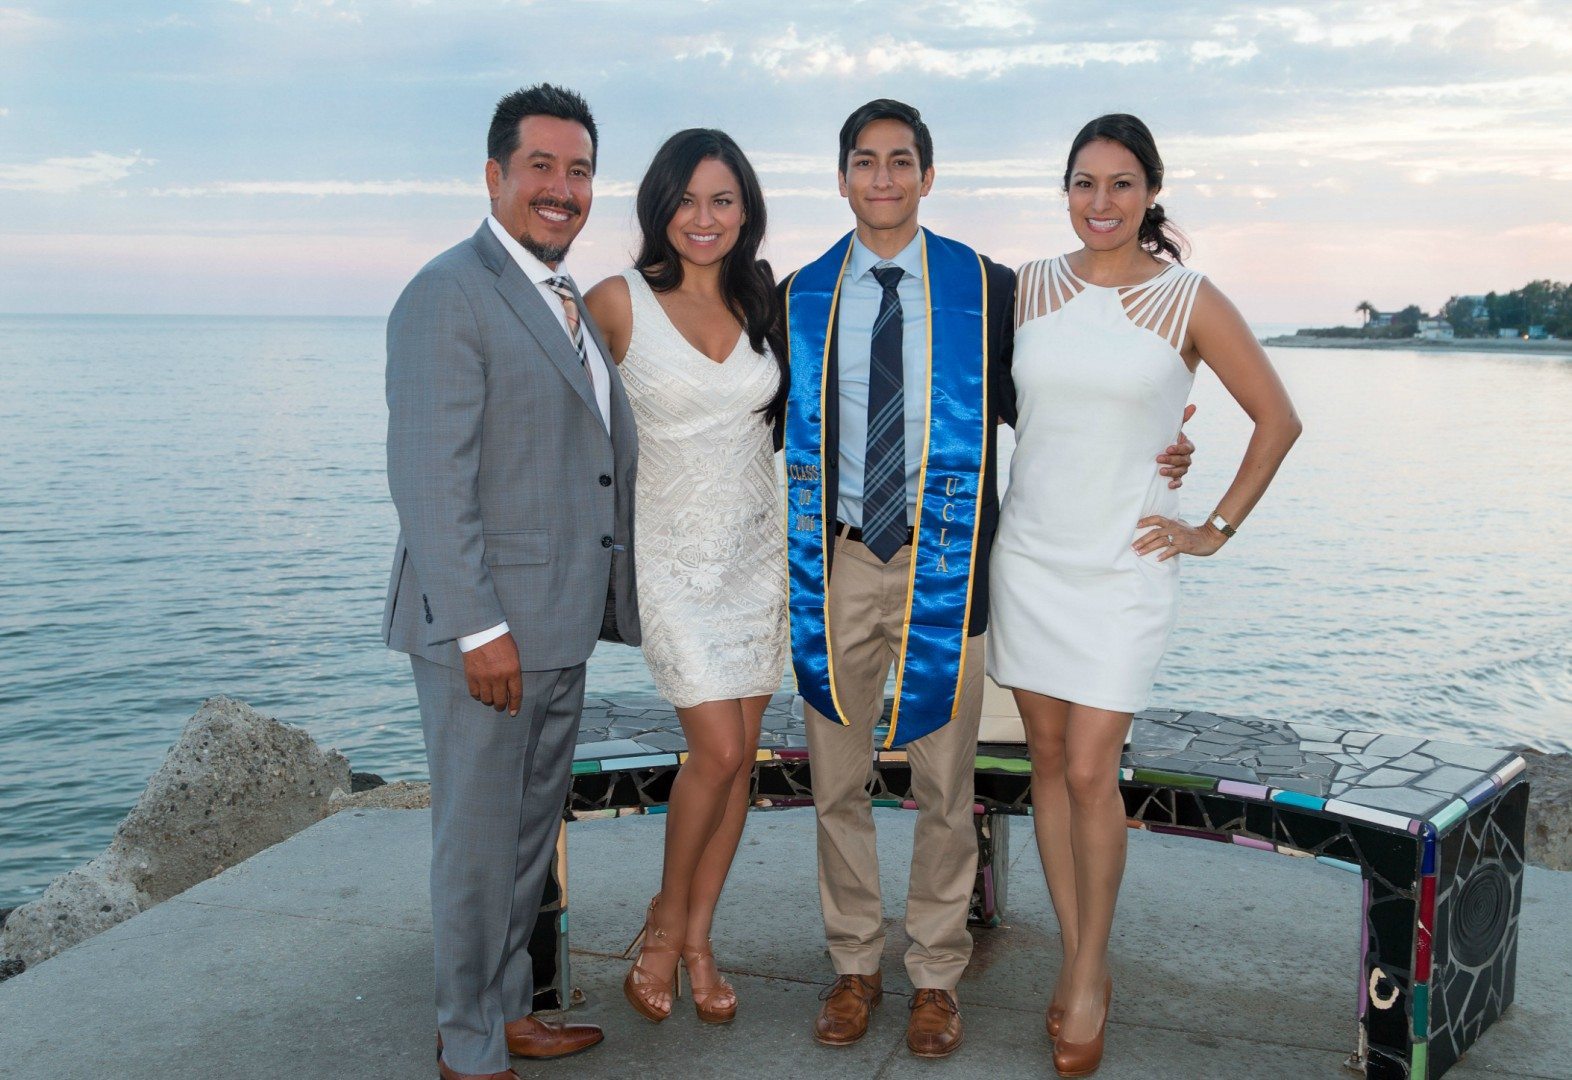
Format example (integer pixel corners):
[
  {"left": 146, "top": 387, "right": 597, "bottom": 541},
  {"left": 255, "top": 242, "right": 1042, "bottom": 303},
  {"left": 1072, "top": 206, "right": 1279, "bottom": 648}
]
[{"left": 412, "top": 654, "right": 586, "bottom": 1075}]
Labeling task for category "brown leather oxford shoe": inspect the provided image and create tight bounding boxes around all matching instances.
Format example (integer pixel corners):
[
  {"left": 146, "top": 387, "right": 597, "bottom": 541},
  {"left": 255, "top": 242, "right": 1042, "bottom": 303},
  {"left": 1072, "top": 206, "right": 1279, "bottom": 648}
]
[
  {"left": 504, "top": 1013, "right": 604, "bottom": 1059},
  {"left": 906, "top": 988, "right": 963, "bottom": 1058},
  {"left": 436, "top": 1014, "right": 603, "bottom": 1064},
  {"left": 813, "top": 972, "right": 883, "bottom": 1045}
]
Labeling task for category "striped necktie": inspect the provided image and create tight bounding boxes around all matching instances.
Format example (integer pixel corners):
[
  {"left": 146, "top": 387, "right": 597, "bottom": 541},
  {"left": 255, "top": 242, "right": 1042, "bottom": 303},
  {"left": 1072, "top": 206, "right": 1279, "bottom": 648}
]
[
  {"left": 862, "top": 264, "right": 907, "bottom": 563},
  {"left": 545, "top": 275, "right": 589, "bottom": 369}
]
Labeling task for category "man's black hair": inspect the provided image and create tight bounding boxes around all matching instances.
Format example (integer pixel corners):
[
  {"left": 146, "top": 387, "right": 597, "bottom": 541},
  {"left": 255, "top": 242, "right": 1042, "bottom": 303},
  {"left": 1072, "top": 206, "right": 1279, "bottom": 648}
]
[
  {"left": 837, "top": 98, "right": 933, "bottom": 174},
  {"left": 488, "top": 83, "right": 598, "bottom": 171}
]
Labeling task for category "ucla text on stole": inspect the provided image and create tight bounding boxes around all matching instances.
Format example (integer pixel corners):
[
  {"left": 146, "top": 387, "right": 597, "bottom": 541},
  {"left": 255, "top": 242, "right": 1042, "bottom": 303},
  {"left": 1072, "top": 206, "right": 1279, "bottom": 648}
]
[{"left": 788, "top": 464, "right": 968, "bottom": 574}]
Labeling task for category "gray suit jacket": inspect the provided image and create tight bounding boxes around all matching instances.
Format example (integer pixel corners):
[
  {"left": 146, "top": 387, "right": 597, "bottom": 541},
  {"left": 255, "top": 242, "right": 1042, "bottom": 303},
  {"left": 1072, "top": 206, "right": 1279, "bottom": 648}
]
[{"left": 383, "top": 221, "right": 640, "bottom": 671}]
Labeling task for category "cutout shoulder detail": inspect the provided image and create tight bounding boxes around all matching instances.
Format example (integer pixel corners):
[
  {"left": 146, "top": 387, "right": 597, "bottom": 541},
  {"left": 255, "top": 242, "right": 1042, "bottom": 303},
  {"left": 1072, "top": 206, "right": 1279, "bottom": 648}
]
[
  {"left": 1015, "top": 257, "right": 1086, "bottom": 328},
  {"left": 1119, "top": 266, "right": 1204, "bottom": 351}
]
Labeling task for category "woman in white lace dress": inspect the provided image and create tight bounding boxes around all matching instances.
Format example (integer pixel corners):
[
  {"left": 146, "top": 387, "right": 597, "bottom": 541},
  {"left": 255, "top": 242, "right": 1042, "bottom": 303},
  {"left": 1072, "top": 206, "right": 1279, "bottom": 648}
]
[
  {"left": 987, "top": 115, "right": 1301, "bottom": 1076},
  {"left": 584, "top": 129, "right": 787, "bottom": 1027}
]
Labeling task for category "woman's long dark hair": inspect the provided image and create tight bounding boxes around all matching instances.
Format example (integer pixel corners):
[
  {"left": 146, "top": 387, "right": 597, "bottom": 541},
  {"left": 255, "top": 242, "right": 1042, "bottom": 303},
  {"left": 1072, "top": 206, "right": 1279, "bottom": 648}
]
[
  {"left": 1063, "top": 114, "right": 1188, "bottom": 264},
  {"left": 634, "top": 128, "right": 787, "bottom": 424}
]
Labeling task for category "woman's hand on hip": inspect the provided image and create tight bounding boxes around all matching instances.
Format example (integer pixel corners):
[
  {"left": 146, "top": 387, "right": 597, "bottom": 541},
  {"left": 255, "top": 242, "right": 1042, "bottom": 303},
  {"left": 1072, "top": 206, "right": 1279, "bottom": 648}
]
[{"left": 1133, "top": 515, "right": 1227, "bottom": 561}]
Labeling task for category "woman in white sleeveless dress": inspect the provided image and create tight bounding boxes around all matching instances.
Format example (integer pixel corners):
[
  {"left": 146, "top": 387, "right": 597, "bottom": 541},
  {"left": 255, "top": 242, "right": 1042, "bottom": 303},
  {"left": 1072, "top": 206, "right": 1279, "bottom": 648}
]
[
  {"left": 987, "top": 115, "right": 1301, "bottom": 1077},
  {"left": 584, "top": 129, "right": 787, "bottom": 1028}
]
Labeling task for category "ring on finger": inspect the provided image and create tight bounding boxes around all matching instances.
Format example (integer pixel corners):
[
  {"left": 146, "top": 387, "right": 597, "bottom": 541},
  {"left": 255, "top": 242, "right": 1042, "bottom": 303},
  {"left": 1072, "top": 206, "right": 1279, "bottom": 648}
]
[{"left": 1166, "top": 533, "right": 1175, "bottom": 544}]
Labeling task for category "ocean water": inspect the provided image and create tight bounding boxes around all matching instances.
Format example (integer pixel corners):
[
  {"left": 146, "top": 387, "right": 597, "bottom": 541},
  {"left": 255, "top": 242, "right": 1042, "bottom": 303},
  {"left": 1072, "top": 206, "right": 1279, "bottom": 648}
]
[{"left": 1, "top": 315, "right": 1568, "bottom": 908}]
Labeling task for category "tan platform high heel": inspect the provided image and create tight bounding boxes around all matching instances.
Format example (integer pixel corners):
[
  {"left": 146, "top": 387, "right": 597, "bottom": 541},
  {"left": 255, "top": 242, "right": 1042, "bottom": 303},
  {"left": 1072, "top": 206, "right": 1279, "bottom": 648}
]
[
  {"left": 622, "top": 896, "right": 682, "bottom": 1023},
  {"left": 1053, "top": 977, "right": 1113, "bottom": 1077},
  {"left": 681, "top": 942, "right": 738, "bottom": 1024}
]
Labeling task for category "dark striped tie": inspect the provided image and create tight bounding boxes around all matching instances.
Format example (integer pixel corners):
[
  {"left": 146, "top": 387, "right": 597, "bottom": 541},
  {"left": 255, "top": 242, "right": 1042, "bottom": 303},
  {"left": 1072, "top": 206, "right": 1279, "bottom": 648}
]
[{"left": 862, "top": 264, "right": 907, "bottom": 563}]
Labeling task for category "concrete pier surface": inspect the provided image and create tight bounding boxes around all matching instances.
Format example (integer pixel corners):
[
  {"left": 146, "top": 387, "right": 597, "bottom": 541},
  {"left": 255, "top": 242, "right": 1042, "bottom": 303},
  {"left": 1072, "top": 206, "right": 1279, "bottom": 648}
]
[{"left": 1, "top": 808, "right": 1567, "bottom": 1080}]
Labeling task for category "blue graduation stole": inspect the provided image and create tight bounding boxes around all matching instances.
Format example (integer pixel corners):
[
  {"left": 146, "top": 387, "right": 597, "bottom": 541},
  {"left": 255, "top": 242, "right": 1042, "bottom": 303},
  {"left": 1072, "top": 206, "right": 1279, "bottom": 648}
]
[{"left": 784, "top": 228, "right": 990, "bottom": 747}]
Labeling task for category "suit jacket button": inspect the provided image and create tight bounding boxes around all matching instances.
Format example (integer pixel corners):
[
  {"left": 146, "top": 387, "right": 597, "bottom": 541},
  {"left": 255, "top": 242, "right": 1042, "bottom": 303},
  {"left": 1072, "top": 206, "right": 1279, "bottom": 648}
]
[
  {"left": 599, "top": 474, "right": 612, "bottom": 487},
  {"left": 601, "top": 535, "right": 613, "bottom": 548}
]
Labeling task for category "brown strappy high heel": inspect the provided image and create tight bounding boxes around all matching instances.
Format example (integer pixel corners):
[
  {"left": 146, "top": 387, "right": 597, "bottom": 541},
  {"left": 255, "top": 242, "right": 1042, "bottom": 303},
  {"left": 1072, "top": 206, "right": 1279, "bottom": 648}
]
[
  {"left": 681, "top": 941, "right": 738, "bottom": 1024},
  {"left": 622, "top": 896, "right": 681, "bottom": 1022}
]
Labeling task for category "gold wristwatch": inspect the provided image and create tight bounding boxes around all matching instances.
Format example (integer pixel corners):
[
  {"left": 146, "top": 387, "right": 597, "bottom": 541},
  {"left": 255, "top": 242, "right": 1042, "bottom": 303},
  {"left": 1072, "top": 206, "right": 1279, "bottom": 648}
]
[{"left": 1207, "top": 511, "right": 1236, "bottom": 538}]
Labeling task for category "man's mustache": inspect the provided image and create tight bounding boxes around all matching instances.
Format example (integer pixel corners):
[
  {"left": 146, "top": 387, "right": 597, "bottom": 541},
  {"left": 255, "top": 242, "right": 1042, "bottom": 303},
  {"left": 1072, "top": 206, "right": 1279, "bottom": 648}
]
[{"left": 531, "top": 196, "right": 583, "bottom": 217}]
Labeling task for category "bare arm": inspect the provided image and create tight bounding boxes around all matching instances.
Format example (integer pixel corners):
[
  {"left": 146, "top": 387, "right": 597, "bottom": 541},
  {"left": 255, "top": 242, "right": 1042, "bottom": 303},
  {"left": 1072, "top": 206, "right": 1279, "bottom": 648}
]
[
  {"left": 1135, "top": 277, "right": 1301, "bottom": 560},
  {"left": 583, "top": 274, "right": 633, "bottom": 364}
]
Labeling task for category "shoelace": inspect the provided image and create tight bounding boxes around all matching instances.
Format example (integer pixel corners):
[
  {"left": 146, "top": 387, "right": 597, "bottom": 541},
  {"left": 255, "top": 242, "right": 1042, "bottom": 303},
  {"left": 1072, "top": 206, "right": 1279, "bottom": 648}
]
[
  {"left": 819, "top": 975, "right": 880, "bottom": 1001},
  {"left": 909, "top": 989, "right": 959, "bottom": 1014}
]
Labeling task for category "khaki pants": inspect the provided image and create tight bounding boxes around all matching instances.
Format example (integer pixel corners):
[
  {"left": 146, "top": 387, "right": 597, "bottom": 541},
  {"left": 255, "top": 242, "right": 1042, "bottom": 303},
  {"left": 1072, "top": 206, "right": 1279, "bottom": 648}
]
[{"left": 804, "top": 535, "right": 985, "bottom": 991}]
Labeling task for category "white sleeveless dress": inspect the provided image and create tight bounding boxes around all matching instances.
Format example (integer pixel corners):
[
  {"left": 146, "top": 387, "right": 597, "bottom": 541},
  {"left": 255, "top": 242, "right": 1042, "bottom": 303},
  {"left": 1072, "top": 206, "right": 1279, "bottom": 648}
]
[
  {"left": 616, "top": 270, "right": 788, "bottom": 708},
  {"left": 987, "top": 256, "right": 1204, "bottom": 713}
]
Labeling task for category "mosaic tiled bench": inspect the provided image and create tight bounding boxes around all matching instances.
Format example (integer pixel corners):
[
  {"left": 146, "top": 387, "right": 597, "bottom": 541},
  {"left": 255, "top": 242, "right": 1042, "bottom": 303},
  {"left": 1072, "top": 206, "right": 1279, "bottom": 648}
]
[{"left": 528, "top": 695, "right": 1526, "bottom": 1080}]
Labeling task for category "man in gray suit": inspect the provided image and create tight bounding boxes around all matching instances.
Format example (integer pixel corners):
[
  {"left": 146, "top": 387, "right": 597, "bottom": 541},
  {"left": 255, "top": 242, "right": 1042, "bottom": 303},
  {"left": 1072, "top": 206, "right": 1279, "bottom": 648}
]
[{"left": 383, "top": 84, "right": 639, "bottom": 1080}]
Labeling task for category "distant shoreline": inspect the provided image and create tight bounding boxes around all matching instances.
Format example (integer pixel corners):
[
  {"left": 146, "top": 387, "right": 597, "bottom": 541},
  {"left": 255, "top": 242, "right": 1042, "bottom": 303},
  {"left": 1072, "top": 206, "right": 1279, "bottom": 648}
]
[{"left": 1263, "top": 335, "right": 1572, "bottom": 357}]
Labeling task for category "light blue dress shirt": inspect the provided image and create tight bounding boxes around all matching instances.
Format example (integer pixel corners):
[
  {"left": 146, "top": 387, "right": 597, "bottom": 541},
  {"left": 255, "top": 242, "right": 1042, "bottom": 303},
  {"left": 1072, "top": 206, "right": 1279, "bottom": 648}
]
[{"left": 836, "top": 233, "right": 927, "bottom": 528}]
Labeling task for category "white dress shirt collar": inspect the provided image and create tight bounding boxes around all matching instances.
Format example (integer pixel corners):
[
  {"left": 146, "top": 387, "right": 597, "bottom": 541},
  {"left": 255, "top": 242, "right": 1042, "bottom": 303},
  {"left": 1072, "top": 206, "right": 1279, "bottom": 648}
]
[
  {"left": 847, "top": 230, "right": 925, "bottom": 285},
  {"left": 486, "top": 214, "right": 567, "bottom": 285}
]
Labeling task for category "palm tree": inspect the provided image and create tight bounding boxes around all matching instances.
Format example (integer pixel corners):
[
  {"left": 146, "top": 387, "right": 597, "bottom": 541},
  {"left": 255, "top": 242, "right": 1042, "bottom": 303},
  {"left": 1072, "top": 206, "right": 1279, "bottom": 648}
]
[{"left": 1355, "top": 301, "right": 1376, "bottom": 327}]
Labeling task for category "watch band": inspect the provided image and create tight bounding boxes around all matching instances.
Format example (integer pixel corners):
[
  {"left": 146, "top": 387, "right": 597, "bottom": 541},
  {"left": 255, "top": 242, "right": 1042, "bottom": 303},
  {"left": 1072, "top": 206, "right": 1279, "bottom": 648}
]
[{"left": 1208, "top": 511, "right": 1236, "bottom": 538}]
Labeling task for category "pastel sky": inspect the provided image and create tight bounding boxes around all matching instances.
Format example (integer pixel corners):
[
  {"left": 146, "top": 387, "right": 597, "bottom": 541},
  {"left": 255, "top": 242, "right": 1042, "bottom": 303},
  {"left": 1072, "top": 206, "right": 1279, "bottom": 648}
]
[{"left": 2, "top": 0, "right": 1569, "bottom": 324}]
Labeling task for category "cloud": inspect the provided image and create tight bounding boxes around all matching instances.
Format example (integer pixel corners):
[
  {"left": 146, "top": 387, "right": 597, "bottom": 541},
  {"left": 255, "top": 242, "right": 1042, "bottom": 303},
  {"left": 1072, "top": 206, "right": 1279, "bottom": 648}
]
[
  {"left": 669, "top": 33, "right": 734, "bottom": 63},
  {"left": 148, "top": 178, "right": 639, "bottom": 198},
  {"left": 751, "top": 27, "right": 1162, "bottom": 79},
  {"left": 0, "top": 6, "right": 49, "bottom": 39},
  {"left": 1374, "top": 73, "right": 1572, "bottom": 108},
  {"left": 744, "top": 151, "right": 825, "bottom": 175},
  {"left": 1190, "top": 39, "right": 1260, "bottom": 64},
  {"left": 922, "top": 0, "right": 1037, "bottom": 31},
  {"left": 1244, "top": 2, "right": 1471, "bottom": 48},
  {"left": 1182, "top": 181, "right": 1278, "bottom": 200},
  {"left": 152, "top": 178, "right": 482, "bottom": 198},
  {"left": 234, "top": 0, "right": 365, "bottom": 24},
  {"left": 0, "top": 151, "right": 150, "bottom": 192},
  {"left": 1168, "top": 104, "right": 1572, "bottom": 183}
]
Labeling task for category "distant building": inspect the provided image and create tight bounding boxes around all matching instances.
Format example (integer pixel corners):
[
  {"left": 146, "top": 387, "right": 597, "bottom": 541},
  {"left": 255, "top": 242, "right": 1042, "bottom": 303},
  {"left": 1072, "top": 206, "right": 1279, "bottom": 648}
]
[
  {"left": 1498, "top": 327, "right": 1521, "bottom": 339},
  {"left": 1368, "top": 311, "right": 1396, "bottom": 327},
  {"left": 1418, "top": 319, "right": 1454, "bottom": 341},
  {"left": 1528, "top": 325, "right": 1549, "bottom": 340},
  {"left": 1457, "top": 295, "right": 1488, "bottom": 320}
]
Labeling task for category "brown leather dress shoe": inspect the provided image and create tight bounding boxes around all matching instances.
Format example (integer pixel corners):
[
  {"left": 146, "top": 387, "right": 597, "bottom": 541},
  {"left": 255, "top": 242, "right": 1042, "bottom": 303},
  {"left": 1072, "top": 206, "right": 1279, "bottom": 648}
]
[
  {"left": 436, "top": 1057, "right": 519, "bottom": 1080},
  {"left": 906, "top": 988, "right": 963, "bottom": 1058},
  {"left": 436, "top": 1014, "right": 603, "bottom": 1064},
  {"left": 814, "top": 972, "right": 883, "bottom": 1045},
  {"left": 504, "top": 1014, "right": 604, "bottom": 1059}
]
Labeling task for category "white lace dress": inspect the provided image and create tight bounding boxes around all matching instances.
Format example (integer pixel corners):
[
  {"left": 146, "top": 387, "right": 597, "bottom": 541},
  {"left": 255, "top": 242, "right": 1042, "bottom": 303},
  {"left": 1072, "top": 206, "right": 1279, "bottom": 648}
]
[{"left": 617, "top": 269, "right": 788, "bottom": 708}]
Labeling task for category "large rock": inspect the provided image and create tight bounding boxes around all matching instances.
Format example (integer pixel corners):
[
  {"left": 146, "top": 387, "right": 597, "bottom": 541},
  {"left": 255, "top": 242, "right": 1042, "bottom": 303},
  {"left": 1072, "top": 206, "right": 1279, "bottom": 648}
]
[
  {"left": 0, "top": 697, "right": 350, "bottom": 972},
  {"left": 329, "top": 780, "right": 431, "bottom": 813},
  {"left": 1514, "top": 747, "right": 1572, "bottom": 872}
]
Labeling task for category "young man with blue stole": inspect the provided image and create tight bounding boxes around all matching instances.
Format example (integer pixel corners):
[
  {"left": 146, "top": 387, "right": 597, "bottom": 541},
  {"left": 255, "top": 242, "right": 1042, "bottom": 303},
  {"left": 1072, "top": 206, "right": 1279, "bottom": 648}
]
[
  {"left": 781, "top": 99, "right": 1193, "bottom": 1058},
  {"left": 782, "top": 97, "right": 1013, "bottom": 1059}
]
